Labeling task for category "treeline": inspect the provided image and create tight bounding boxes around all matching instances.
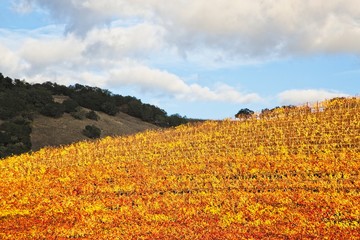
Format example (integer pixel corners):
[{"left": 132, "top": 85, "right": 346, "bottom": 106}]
[
  {"left": 0, "top": 73, "right": 188, "bottom": 158},
  {"left": 235, "top": 97, "right": 359, "bottom": 120}
]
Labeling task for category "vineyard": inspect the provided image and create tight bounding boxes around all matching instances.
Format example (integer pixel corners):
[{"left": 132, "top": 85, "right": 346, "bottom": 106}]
[{"left": 0, "top": 97, "right": 359, "bottom": 239}]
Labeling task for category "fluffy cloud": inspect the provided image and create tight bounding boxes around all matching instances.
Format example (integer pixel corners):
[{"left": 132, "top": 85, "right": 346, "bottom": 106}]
[
  {"left": 0, "top": 22, "right": 163, "bottom": 76},
  {"left": 277, "top": 89, "right": 350, "bottom": 105},
  {"left": 84, "top": 23, "right": 165, "bottom": 60},
  {"left": 151, "top": 0, "right": 360, "bottom": 57},
  {"left": 110, "top": 65, "right": 261, "bottom": 103},
  {"left": 0, "top": 43, "right": 28, "bottom": 76},
  {"left": 0, "top": 24, "right": 259, "bottom": 104},
  {"left": 20, "top": 35, "right": 84, "bottom": 72},
  {"left": 18, "top": 0, "right": 360, "bottom": 59}
]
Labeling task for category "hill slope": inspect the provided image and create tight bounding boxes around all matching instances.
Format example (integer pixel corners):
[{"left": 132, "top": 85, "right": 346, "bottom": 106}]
[
  {"left": 31, "top": 110, "right": 159, "bottom": 151},
  {"left": 0, "top": 73, "right": 187, "bottom": 158},
  {"left": 0, "top": 97, "right": 359, "bottom": 239}
]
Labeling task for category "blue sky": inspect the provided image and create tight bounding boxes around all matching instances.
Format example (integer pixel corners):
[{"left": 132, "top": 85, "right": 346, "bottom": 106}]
[{"left": 1, "top": 0, "right": 359, "bottom": 119}]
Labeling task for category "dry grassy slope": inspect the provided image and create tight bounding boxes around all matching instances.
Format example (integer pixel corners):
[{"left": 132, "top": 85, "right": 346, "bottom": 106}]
[{"left": 31, "top": 109, "right": 159, "bottom": 151}]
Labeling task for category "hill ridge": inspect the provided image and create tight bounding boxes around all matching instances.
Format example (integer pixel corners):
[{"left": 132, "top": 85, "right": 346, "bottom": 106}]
[{"left": 0, "top": 73, "right": 188, "bottom": 158}]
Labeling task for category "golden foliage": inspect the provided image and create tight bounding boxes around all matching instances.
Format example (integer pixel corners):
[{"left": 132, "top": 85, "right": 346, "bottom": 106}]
[{"left": 0, "top": 97, "right": 359, "bottom": 239}]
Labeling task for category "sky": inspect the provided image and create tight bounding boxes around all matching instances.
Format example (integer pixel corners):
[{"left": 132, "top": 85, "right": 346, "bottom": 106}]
[{"left": 0, "top": 0, "right": 359, "bottom": 119}]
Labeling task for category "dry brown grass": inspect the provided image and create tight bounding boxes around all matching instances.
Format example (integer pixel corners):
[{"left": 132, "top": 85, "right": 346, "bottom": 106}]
[{"left": 30, "top": 109, "right": 159, "bottom": 151}]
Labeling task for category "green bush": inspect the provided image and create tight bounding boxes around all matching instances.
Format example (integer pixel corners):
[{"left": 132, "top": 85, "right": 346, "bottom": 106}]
[
  {"left": 40, "top": 102, "right": 65, "bottom": 118},
  {"left": 0, "top": 90, "right": 27, "bottom": 120},
  {"left": 0, "top": 119, "right": 32, "bottom": 159},
  {"left": 70, "top": 110, "right": 86, "bottom": 120},
  {"left": 86, "top": 110, "right": 100, "bottom": 121},
  {"left": 26, "top": 87, "right": 53, "bottom": 109},
  {"left": 82, "top": 125, "right": 101, "bottom": 139},
  {"left": 62, "top": 99, "right": 79, "bottom": 113}
]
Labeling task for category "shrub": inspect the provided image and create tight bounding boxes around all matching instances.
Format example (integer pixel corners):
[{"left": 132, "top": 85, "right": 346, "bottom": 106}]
[
  {"left": 0, "top": 119, "right": 32, "bottom": 158},
  {"left": 0, "top": 90, "right": 27, "bottom": 120},
  {"left": 86, "top": 110, "right": 100, "bottom": 121},
  {"left": 40, "top": 102, "right": 65, "bottom": 118},
  {"left": 26, "top": 87, "right": 53, "bottom": 109},
  {"left": 82, "top": 125, "right": 101, "bottom": 139},
  {"left": 62, "top": 99, "right": 79, "bottom": 113},
  {"left": 70, "top": 110, "right": 86, "bottom": 120}
]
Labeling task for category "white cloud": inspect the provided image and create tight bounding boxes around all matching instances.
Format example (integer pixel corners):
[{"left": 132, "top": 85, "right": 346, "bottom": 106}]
[
  {"left": 156, "top": 0, "right": 360, "bottom": 58},
  {"left": 0, "top": 43, "right": 28, "bottom": 76},
  {"left": 84, "top": 23, "right": 165, "bottom": 60},
  {"left": 20, "top": 35, "right": 84, "bottom": 72},
  {"left": 277, "top": 89, "right": 350, "bottom": 105},
  {"left": 0, "top": 22, "right": 164, "bottom": 74},
  {"left": 110, "top": 65, "right": 261, "bottom": 103},
  {"left": 19, "top": 0, "right": 360, "bottom": 59},
  {"left": 0, "top": 23, "right": 261, "bottom": 104}
]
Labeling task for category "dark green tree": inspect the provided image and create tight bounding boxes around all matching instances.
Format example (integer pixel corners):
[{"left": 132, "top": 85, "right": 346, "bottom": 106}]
[
  {"left": 25, "top": 87, "right": 53, "bottom": 109},
  {"left": 127, "top": 99, "right": 143, "bottom": 118},
  {"left": 62, "top": 99, "right": 79, "bottom": 113},
  {"left": 0, "top": 119, "right": 31, "bottom": 158},
  {"left": 101, "top": 101, "right": 118, "bottom": 116},
  {"left": 0, "top": 75, "right": 14, "bottom": 89},
  {"left": 40, "top": 102, "right": 65, "bottom": 118},
  {"left": 0, "top": 91, "right": 26, "bottom": 120},
  {"left": 235, "top": 108, "right": 254, "bottom": 119},
  {"left": 167, "top": 114, "right": 188, "bottom": 127}
]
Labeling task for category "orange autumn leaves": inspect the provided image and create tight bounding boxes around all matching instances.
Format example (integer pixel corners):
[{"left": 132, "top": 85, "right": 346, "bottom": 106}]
[{"left": 0, "top": 97, "right": 359, "bottom": 239}]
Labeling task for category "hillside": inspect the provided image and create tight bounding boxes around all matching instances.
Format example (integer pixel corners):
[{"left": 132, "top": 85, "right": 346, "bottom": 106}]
[
  {"left": 0, "top": 73, "right": 187, "bottom": 158},
  {"left": 31, "top": 110, "right": 159, "bottom": 151},
  {"left": 31, "top": 95, "right": 159, "bottom": 150},
  {"left": 0, "top": 97, "right": 359, "bottom": 239}
]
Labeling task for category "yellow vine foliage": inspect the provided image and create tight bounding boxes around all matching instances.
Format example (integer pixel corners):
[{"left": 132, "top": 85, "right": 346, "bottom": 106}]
[{"left": 0, "top": 97, "right": 359, "bottom": 239}]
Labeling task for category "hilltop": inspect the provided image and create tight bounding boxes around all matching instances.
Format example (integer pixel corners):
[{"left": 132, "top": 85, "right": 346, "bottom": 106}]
[
  {"left": 0, "top": 73, "right": 188, "bottom": 158},
  {"left": 0, "top": 97, "right": 359, "bottom": 239}
]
